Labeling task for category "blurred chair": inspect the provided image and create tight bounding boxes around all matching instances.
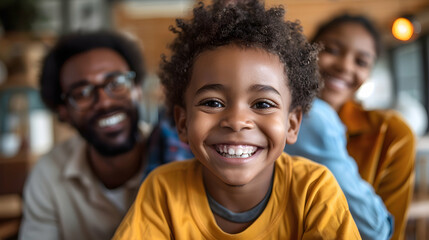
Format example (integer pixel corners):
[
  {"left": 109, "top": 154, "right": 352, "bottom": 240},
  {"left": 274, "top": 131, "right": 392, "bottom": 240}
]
[
  {"left": 0, "top": 89, "right": 32, "bottom": 239},
  {"left": 407, "top": 136, "right": 429, "bottom": 240},
  {"left": 0, "top": 149, "right": 28, "bottom": 239}
]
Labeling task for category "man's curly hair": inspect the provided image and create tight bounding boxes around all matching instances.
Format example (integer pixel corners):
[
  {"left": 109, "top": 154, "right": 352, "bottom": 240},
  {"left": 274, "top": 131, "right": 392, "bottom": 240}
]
[{"left": 160, "top": 0, "right": 320, "bottom": 115}]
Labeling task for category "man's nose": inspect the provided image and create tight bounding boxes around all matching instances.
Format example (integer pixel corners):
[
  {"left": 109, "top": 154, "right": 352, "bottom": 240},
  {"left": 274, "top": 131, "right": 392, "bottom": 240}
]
[{"left": 93, "top": 87, "right": 115, "bottom": 109}]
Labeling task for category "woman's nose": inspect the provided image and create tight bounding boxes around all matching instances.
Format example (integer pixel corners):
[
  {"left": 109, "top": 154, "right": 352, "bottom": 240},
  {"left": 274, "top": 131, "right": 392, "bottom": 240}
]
[{"left": 335, "top": 53, "right": 355, "bottom": 74}]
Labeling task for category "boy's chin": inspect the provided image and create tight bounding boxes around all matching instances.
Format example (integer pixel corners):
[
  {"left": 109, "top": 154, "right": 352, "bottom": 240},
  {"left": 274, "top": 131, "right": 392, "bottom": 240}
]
[{"left": 218, "top": 171, "right": 260, "bottom": 187}]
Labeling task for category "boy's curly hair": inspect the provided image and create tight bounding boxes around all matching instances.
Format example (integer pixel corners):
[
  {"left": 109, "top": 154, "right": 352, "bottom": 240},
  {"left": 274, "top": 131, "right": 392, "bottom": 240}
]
[{"left": 160, "top": 0, "right": 320, "bottom": 114}]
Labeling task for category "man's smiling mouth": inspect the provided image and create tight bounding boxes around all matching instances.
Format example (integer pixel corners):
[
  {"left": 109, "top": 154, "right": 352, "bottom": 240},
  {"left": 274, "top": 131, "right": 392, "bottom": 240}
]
[
  {"left": 215, "top": 144, "right": 258, "bottom": 158},
  {"left": 98, "top": 112, "right": 126, "bottom": 128}
]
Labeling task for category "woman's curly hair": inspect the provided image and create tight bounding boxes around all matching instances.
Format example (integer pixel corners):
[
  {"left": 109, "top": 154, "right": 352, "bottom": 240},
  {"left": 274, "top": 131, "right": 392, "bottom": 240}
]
[{"left": 159, "top": 0, "right": 320, "bottom": 115}]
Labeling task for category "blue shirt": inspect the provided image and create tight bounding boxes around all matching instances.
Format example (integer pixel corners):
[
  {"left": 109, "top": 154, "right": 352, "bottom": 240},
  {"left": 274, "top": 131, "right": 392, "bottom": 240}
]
[
  {"left": 145, "top": 112, "right": 194, "bottom": 177},
  {"left": 285, "top": 99, "right": 393, "bottom": 240}
]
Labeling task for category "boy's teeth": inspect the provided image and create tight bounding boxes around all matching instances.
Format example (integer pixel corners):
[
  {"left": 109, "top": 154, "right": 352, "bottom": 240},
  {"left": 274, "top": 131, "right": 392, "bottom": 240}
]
[
  {"left": 216, "top": 144, "right": 257, "bottom": 158},
  {"left": 228, "top": 148, "right": 235, "bottom": 155},
  {"left": 98, "top": 113, "right": 126, "bottom": 127}
]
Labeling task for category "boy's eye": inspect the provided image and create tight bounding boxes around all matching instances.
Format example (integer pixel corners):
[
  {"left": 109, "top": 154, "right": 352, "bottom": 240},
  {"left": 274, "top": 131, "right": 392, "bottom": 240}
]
[
  {"left": 252, "top": 100, "right": 276, "bottom": 109},
  {"left": 199, "top": 99, "right": 225, "bottom": 108}
]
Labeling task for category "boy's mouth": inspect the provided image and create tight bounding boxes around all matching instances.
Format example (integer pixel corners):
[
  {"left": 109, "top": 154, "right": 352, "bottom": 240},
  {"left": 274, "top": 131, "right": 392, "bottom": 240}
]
[{"left": 215, "top": 144, "right": 257, "bottom": 158}]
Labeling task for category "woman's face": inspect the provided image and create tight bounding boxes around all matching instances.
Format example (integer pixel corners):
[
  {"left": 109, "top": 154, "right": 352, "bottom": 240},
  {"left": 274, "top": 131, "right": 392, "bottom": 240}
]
[{"left": 317, "top": 22, "right": 377, "bottom": 111}]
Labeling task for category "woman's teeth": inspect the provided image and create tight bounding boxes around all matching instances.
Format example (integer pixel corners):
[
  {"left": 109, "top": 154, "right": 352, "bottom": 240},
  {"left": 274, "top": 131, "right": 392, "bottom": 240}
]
[
  {"left": 98, "top": 113, "right": 126, "bottom": 127},
  {"left": 215, "top": 144, "right": 257, "bottom": 158}
]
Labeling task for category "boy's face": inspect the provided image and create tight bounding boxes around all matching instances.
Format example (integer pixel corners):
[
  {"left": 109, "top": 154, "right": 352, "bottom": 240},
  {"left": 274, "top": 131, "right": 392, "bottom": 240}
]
[{"left": 175, "top": 45, "right": 301, "bottom": 187}]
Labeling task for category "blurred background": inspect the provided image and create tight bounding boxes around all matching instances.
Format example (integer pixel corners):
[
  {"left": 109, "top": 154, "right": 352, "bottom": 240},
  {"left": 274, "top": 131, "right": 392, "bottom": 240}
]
[{"left": 0, "top": 0, "right": 429, "bottom": 239}]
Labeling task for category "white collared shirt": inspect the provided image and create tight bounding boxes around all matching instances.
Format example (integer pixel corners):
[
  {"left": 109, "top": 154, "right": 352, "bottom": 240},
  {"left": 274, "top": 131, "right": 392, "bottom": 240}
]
[{"left": 19, "top": 134, "right": 146, "bottom": 240}]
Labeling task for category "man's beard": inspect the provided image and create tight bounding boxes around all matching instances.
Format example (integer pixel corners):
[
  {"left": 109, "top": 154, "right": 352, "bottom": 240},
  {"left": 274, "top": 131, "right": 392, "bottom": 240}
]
[{"left": 73, "top": 106, "right": 140, "bottom": 157}]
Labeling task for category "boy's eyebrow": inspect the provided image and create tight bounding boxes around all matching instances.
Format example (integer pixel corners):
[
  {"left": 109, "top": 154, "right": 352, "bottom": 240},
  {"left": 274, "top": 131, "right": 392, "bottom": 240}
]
[
  {"left": 195, "top": 84, "right": 225, "bottom": 96},
  {"left": 249, "top": 84, "right": 281, "bottom": 96},
  {"left": 195, "top": 83, "right": 280, "bottom": 96}
]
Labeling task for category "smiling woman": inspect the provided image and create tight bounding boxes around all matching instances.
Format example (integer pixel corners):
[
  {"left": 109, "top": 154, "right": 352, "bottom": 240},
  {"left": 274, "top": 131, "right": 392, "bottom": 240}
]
[
  {"left": 317, "top": 15, "right": 415, "bottom": 240},
  {"left": 287, "top": 14, "right": 416, "bottom": 240}
]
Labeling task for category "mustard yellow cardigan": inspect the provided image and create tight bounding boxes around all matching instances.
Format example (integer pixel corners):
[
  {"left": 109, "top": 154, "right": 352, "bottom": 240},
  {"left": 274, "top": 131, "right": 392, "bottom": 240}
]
[{"left": 340, "top": 101, "right": 416, "bottom": 240}]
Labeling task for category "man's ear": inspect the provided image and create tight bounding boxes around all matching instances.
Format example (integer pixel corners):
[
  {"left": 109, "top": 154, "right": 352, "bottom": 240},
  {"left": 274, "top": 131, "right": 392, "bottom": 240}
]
[
  {"left": 174, "top": 105, "right": 188, "bottom": 143},
  {"left": 285, "top": 107, "right": 302, "bottom": 145},
  {"left": 57, "top": 105, "right": 70, "bottom": 123},
  {"left": 131, "top": 87, "right": 143, "bottom": 102}
]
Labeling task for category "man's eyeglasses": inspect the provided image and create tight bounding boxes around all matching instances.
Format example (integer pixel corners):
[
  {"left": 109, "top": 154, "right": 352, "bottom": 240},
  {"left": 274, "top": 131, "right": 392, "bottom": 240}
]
[{"left": 61, "top": 71, "right": 136, "bottom": 111}]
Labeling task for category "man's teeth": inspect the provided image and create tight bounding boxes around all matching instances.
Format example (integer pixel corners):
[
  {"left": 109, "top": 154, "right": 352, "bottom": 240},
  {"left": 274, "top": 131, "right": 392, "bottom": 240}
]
[
  {"left": 98, "top": 113, "right": 126, "bottom": 127},
  {"left": 216, "top": 145, "right": 257, "bottom": 158}
]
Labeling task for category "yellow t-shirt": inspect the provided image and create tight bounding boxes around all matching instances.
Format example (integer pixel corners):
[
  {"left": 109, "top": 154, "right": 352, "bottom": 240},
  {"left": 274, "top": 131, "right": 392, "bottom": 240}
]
[
  {"left": 340, "top": 101, "right": 416, "bottom": 240},
  {"left": 113, "top": 152, "right": 361, "bottom": 239}
]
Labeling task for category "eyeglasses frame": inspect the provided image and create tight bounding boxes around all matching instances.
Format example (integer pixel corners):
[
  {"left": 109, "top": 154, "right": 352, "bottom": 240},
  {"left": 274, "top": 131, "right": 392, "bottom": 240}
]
[{"left": 61, "top": 71, "right": 136, "bottom": 111}]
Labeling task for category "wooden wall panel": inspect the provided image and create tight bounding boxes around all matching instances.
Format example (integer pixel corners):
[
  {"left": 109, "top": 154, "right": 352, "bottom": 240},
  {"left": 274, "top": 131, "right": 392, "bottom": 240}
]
[
  {"left": 268, "top": 0, "right": 429, "bottom": 40},
  {"left": 113, "top": 0, "right": 429, "bottom": 75},
  {"left": 113, "top": 5, "right": 180, "bottom": 75}
]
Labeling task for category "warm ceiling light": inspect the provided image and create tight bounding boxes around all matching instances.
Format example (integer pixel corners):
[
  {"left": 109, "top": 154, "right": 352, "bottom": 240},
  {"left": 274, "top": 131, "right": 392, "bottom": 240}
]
[{"left": 392, "top": 17, "right": 414, "bottom": 41}]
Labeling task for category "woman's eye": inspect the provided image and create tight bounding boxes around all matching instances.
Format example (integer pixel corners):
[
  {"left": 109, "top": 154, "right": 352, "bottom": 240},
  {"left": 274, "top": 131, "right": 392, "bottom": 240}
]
[
  {"left": 199, "top": 99, "right": 224, "bottom": 108},
  {"left": 252, "top": 101, "right": 275, "bottom": 109},
  {"left": 324, "top": 46, "right": 340, "bottom": 55}
]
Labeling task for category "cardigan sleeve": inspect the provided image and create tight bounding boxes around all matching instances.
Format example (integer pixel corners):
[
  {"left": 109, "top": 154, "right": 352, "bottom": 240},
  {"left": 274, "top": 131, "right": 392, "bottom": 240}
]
[{"left": 373, "top": 112, "right": 416, "bottom": 240}]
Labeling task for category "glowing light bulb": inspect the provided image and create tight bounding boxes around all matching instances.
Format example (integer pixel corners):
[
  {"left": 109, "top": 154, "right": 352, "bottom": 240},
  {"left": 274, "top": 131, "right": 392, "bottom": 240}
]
[{"left": 392, "top": 17, "right": 414, "bottom": 41}]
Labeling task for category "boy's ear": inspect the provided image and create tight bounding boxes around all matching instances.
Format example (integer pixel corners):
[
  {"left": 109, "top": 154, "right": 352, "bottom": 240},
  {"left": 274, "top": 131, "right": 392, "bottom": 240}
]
[
  {"left": 285, "top": 107, "right": 302, "bottom": 145},
  {"left": 174, "top": 105, "right": 189, "bottom": 143}
]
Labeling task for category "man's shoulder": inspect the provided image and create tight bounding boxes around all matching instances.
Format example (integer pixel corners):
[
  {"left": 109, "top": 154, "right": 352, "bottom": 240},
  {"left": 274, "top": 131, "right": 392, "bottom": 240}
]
[
  {"left": 50, "top": 134, "right": 84, "bottom": 156},
  {"left": 30, "top": 135, "right": 84, "bottom": 177}
]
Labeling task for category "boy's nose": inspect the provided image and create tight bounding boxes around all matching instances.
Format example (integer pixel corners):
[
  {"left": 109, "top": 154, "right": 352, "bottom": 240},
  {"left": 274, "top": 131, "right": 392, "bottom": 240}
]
[{"left": 219, "top": 106, "right": 254, "bottom": 132}]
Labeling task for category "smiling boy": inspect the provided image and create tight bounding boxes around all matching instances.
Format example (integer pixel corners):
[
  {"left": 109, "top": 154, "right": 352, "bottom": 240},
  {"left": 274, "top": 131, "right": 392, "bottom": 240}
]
[{"left": 113, "top": 1, "right": 361, "bottom": 239}]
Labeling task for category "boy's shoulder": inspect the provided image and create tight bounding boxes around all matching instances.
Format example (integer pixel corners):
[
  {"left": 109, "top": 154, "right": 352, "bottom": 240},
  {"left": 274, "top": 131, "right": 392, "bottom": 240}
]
[
  {"left": 144, "top": 159, "right": 198, "bottom": 184},
  {"left": 278, "top": 152, "right": 336, "bottom": 191},
  {"left": 149, "top": 158, "right": 196, "bottom": 173},
  {"left": 278, "top": 152, "right": 329, "bottom": 175}
]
